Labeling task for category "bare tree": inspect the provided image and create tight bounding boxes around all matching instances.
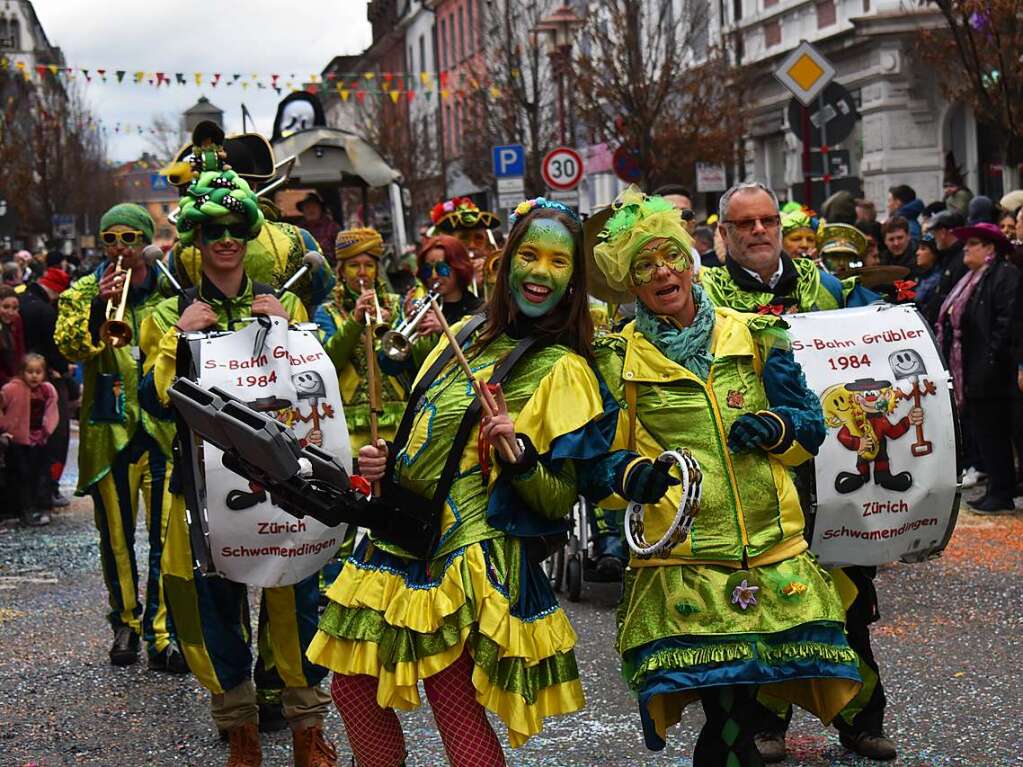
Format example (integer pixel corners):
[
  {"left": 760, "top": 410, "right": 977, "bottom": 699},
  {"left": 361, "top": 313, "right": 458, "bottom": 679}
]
[
  {"left": 919, "top": 0, "right": 1023, "bottom": 186},
  {"left": 460, "top": 0, "right": 558, "bottom": 197},
  {"left": 0, "top": 73, "right": 116, "bottom": 239},
  {"left": 574, "top": 0, "right": 745, "bottom": 190},
  {"left": 145, "top": 112, "right": 186, "bottom": 164}
]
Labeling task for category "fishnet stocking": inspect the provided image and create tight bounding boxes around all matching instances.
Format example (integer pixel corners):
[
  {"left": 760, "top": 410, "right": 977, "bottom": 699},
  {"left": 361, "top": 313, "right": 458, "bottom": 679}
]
[
  {"left": 331, "top": 672, "right": 406, "bottom": 767},
  {"left": 423, "top": 649, "right": 506, "bottom": 767}
]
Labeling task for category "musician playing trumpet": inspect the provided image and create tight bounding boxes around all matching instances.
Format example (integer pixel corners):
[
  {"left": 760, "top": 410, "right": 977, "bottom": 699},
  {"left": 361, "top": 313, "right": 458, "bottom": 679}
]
[
  {"left": 55, "top": 204, "right": 184, "bottom": 672},
  {"left": 313, "top": 227, "right": 405, "bottom": 450}
]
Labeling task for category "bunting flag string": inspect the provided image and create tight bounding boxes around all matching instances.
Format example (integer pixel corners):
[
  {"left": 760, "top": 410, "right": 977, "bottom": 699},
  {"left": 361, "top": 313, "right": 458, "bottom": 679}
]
[{"left": 0, "top": 55, "right": 501, "bottom": 103}]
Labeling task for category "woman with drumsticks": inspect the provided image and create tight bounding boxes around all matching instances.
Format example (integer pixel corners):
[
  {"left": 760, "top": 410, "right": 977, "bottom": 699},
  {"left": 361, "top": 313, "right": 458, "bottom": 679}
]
[
  {"left": 577, "top": 187, "right": 862, "bottom": 766},
  {"left": 307, "top": 198, "right": 606, "bottom": 766}
]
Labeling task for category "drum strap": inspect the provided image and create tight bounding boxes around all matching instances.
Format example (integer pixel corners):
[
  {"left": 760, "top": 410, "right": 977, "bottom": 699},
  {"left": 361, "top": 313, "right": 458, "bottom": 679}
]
[{"left": 626, "top": 380, "right": 637, "bottom": 453}]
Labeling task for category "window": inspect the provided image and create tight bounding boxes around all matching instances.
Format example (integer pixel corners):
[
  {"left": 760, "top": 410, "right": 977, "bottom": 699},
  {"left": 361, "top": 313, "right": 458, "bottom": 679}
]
[
  {"left": 816, "top": 0, "right": 836, "bottom": 27},
  {"left": 419, "top": 34, "right": 426, "bottom": 74},
  {"left": 450, "top": 13, "right": 456, "bottom": 67},
  {"left": 764, "top": 19, "right": 780, "bottom": 47},
  {"left": 732, "top": 0, "right": 742, "bottom": 22},
  {"left": 467, "top": 0, "right": 474, "bottom": 53},
  {"left": 863, "top": 0, "right": 870, "bottom": 10},
  {"left": 764, "top": 0, "right": 778, "bottom": 7},
  {"left": 440, "top": 18, "right": 447, "bottom": 69},
  {"left": 458, "top": 7, "right": 465, "bottom": 62},
  {"left": 0, "top": 17, "right": 20, "bottom": 50}
]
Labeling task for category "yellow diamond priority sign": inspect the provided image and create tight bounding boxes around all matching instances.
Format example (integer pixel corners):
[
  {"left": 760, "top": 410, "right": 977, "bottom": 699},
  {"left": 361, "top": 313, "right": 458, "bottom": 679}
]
[{"left": 775, "top": 41, "right": 835, "bottom": 106}]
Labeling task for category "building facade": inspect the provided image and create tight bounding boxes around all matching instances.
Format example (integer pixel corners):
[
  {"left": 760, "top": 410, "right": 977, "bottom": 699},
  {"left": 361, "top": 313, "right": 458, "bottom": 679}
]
[{"left": 727, "top": 0, "right": 993, "bottom": 208}]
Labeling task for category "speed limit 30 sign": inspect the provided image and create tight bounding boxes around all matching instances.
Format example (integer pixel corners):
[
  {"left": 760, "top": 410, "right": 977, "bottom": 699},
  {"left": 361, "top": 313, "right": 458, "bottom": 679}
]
[{"left": 541, "top": 147, "right": 584, "bottom": 191}]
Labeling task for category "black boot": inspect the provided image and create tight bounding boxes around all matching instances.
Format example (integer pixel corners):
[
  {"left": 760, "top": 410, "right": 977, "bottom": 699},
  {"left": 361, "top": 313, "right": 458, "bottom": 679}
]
[
  {"left": 109, "top": 626, "right": 140, "bottom": 666},
  {"left": 874, "top": 469, "right": 912, "bottom": 492},
  {"left": 835, "top": 472, "right": 868, "bottom": 494}
]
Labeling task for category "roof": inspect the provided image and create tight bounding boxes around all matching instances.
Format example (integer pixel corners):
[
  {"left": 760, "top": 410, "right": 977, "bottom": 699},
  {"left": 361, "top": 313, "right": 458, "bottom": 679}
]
[{"left": 183, "top": 96, "right": 223, "bottom": 116}]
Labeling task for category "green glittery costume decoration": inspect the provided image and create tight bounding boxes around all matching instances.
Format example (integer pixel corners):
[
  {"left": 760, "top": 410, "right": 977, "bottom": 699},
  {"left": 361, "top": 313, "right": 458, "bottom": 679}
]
[{"left": 176, "top": 169, "right": 264, "bottom": 247}]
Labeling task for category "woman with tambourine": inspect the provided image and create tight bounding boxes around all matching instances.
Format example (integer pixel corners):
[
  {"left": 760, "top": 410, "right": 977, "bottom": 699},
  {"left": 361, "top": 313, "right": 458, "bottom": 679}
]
[
  {"left": 307, "top": 198, "right": 607, "bottom": 765},
  {"left": 578, "top": 187, "right": 863, "bottom": 766}
]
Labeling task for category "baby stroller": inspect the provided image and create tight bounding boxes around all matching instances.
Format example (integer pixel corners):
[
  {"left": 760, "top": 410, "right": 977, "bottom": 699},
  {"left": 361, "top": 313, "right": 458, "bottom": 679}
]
[{"left": 544, "top": 496, "right": 625, "bottom": 602}]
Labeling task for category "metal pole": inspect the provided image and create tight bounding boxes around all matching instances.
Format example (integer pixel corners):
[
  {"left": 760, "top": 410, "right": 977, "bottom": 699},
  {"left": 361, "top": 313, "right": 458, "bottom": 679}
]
[
  {"left": 801, "top": 104, "right": 812, "bottom": 205},
  {"left": 557, "top": 51, "right": 567, "bottom": 146},
  {"left": 819, "top": 91, "right": 831, "bottom": 200}
]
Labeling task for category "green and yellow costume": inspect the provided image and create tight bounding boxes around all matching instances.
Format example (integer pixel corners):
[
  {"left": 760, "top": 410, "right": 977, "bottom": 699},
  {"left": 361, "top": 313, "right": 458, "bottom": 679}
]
[
  {"left": 308, "top": 324, "right": 607, "bottom": 747},
  {"left": 138, "top": 167, "right": 331, "bottom": 734},
  {"left": 581, "top": 188, "right": 861, "bottom": 757},
  {"left": 55, "top": 203, "right": 175, "bottom": 658},
  {"left": 313, "top": 228, "right": 406, "bottom": 449}
]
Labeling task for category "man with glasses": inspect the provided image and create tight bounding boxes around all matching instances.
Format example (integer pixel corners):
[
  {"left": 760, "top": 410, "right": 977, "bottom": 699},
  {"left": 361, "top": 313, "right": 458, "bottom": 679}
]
[
  {"left": 701, "top": 182, "right": 877, "bottom": 314},
  {"left": 55, "top": 204, "right": 185, "bottom": 672},
  {"left": 139, "top": 170, "right": 337, "bottom": 767},
  {"left": 700, "top": 182, "right": 894, "bottom": 763}
]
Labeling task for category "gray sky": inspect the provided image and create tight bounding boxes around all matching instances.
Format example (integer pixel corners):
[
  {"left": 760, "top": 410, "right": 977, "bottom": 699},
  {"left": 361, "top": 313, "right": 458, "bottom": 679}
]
[{"left": 33, "top": 0, "right": 372, "bottom": 162}]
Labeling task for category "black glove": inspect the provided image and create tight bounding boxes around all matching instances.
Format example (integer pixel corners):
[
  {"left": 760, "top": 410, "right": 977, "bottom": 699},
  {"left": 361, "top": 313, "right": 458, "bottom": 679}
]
[
  {"left": 621, "top": 458, "right": 680, "bottom": 504},
  {"left": 498, "top": 433, "right": 539, "bottom": 477},
  {"left": 727, "top": 412, "right": 784, "bottom": 453}
]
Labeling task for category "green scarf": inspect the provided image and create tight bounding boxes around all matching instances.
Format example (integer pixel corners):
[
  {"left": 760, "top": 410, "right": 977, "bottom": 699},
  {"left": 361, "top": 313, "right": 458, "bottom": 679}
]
[{"left": 635, "top": 283, "right": 716, "bottom": 380}]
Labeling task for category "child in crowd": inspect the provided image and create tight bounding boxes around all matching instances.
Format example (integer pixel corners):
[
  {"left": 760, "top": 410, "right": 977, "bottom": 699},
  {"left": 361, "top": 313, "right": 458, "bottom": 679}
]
[
  {"left": 0, "top": 285, "right": 24, "bottom": 386},
  {"left": 1, "top": 353, "right": 59, "bottom": 526}
]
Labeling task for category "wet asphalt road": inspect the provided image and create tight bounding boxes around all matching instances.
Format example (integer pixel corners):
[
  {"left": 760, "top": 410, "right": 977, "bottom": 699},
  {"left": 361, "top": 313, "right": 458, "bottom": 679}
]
[{"left": 1, "top": 456, "right": 1021, "bottom": 766}]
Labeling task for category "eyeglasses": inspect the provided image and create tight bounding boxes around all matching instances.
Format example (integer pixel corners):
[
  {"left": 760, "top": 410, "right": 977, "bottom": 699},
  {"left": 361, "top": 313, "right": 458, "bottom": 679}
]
[
  {"left": 201, "top": 222, "right": 251, "bottom": 242},
  {"left": 722, "top": 215, "right": 782, "bottom": 233},
  {"left": 418, "top": 261, "right": 451, "bottom": 281},
  {"left": 100, "top": 230, "right": 145, "bottom": 246},
  {"left": 630, "top": 246, "right": 692, "bottom": 285}
]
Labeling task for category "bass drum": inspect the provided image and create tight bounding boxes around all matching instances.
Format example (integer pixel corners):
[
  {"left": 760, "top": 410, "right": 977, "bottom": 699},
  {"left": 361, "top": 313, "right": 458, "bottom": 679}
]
[
  {"left": 177, "top": 317, "right": 352, "bottom": 587},
  {"left": 785, "top": 304, "right": 961, "bottom": 567}
]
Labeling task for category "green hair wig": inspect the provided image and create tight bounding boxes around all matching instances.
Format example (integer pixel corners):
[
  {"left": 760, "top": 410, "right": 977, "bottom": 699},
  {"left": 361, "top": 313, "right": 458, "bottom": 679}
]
[{"left": 176, "top": 169, "right": 264, "bottom": 247}]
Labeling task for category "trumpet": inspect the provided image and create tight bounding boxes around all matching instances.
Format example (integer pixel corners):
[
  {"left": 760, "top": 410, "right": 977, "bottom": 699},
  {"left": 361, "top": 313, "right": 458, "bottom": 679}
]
[
  {"left": 380, "top": 289, "right": 441, "bottom": 362},
  {"left": 100, "top": 256, "right": 134, "bottom": 348},
  {"left": 359, "top": 279, "right": 389, "bottom": 339}
]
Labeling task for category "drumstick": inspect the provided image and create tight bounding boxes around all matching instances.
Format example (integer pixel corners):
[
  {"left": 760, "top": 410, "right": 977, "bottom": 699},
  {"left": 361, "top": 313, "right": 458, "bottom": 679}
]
[
  {"left": 362, "top": 281, "right": 382, "bottom": 495},
  {"left": 428, "top": 296, "right": 521, "bottom": 463}
]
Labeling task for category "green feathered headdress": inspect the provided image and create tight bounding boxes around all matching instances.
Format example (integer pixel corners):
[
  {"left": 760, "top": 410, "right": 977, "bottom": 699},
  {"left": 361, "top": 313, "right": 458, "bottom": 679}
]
[
  {"left": 176, "top": 169, "right": 264, "bottom": 247},
  {"left": 591, "top": 185, "right": 693, "bottom": 293}
]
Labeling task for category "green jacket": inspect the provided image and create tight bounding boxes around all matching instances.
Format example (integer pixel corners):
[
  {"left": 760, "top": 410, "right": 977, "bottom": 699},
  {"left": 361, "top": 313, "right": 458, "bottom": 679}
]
[
  {"left": 314, "top": 288, "right": 406, "bottom": 440},
  {"left": 700, "top": 255, "right": 856, "bottom": 314},
  {"left": 589, "top": 309, "right": 819, "bottom": 568},
  {"left": 139, "top": 275, "right": 307, "bottom": 459},
  {"left": 55, "top": 266, "right": 167, "bottom": 493}
]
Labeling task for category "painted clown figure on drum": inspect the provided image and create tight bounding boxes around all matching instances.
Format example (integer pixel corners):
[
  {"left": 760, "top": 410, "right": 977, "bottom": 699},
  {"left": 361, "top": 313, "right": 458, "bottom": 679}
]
[
  {"left": 823, "top": 378, "right": 924, "bottom": 494},
  {"left": 578, "top": 187, "right": 861, "bottom": 767}
]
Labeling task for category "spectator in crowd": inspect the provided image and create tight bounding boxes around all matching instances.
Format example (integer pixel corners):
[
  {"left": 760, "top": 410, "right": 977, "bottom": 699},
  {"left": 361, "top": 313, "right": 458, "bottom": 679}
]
[
  {"left": 855, "top": 220, "right": 883, "bottom": 267},
  {"left": 921, "top": 200, "right": 947, "bottom": 230},
  {"left": 937, "top": 223, "right": 1019, "bottom": 513},
  {"left": 855, "top": 198, "right": 877, "bottom": 223},
  {"left": 297, "top": 191, "right": 340, "bottom": 265},
  {"left": 881, "top": 216, "right": 916, "bottom": 274},
  {"left": 928, "top": 211, "right": 968, "bottom": 301},
  {"left": 19, "top": 263, "right": 71, "bottom": 507},
  {"left": 999, "top": 190, "right": 1023, "bottom": 220},
  {"left": 654, "top": 184, "right": 698, "bottom": 235},
  {"left": 0, "top": 353, "right": 59, "bottom": 527},
  {"left": 998, "top": 209, "right": 1017, "bottom": 240},
  {"left": 887, "top": 184, "right": 924, "bottom": 239},
  {"left": 3, "top": 260, "right": 25, "bottom": 291},
  {"left": 821, "top": 190, "right": 857, "bottom": 224},
  {"left": 692, "top": 225, "right": 719, "bottom": 267},
  {"left": 942, "top": 156, "right": 973, "bottom": 218},
  {"left": 967, "top": 195, "right": 998, "bottom": 225},
  {"left": 0, "top": 285, "right": 25, "bottom": 386},
  {"left": 914, "top": 233, "right": 943, "bottom": 318}
]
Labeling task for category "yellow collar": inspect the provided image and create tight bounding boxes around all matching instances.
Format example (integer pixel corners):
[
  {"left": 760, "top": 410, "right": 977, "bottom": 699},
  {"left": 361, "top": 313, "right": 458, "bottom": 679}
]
[{"left": 619, "top": 308, "right": 758, "bottom": 384}]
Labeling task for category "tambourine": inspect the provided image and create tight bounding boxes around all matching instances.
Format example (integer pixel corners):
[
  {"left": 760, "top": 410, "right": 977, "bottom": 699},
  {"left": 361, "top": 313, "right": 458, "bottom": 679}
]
[{"left": 624, "top": 449, "right": 703, "bottom": 559}]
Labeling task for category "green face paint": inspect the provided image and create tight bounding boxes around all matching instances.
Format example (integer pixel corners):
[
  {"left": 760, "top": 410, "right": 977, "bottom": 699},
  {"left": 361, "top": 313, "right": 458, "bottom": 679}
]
[{"left": 508, "top": 219, "right": 575, "bottom": 317}]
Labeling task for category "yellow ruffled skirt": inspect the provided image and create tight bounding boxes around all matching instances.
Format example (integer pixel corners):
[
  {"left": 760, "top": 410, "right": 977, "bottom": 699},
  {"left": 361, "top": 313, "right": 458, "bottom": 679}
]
[{"left": 307, "top": 535, "right": 584, "bottom": 747}]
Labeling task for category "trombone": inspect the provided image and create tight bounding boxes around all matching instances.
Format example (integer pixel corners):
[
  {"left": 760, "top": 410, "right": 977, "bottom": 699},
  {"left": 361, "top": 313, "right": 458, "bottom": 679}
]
[{"left": 100, "top": 256, "right": 134, "bottom": 348}]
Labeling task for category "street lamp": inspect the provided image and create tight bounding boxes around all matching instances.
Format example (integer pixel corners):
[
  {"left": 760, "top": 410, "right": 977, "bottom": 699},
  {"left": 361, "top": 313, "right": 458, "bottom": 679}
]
[{"left": 535, "top": 5, "right": 584, "bottom": 146}]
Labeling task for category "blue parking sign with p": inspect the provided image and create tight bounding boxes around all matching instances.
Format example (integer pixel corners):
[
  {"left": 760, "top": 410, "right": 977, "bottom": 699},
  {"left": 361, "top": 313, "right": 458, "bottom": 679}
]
[{"left": 492, "top": 144, "right": 525, "bottom": 178}]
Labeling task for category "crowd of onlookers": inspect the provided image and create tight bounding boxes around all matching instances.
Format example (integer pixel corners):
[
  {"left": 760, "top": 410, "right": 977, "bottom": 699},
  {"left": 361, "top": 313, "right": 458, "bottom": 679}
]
[
  {"left": 3, "top": 173, "right": 1022, "bottom": 524},
  {"left": 0, "top": 248, "right": 82, "bottom": 526}
]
